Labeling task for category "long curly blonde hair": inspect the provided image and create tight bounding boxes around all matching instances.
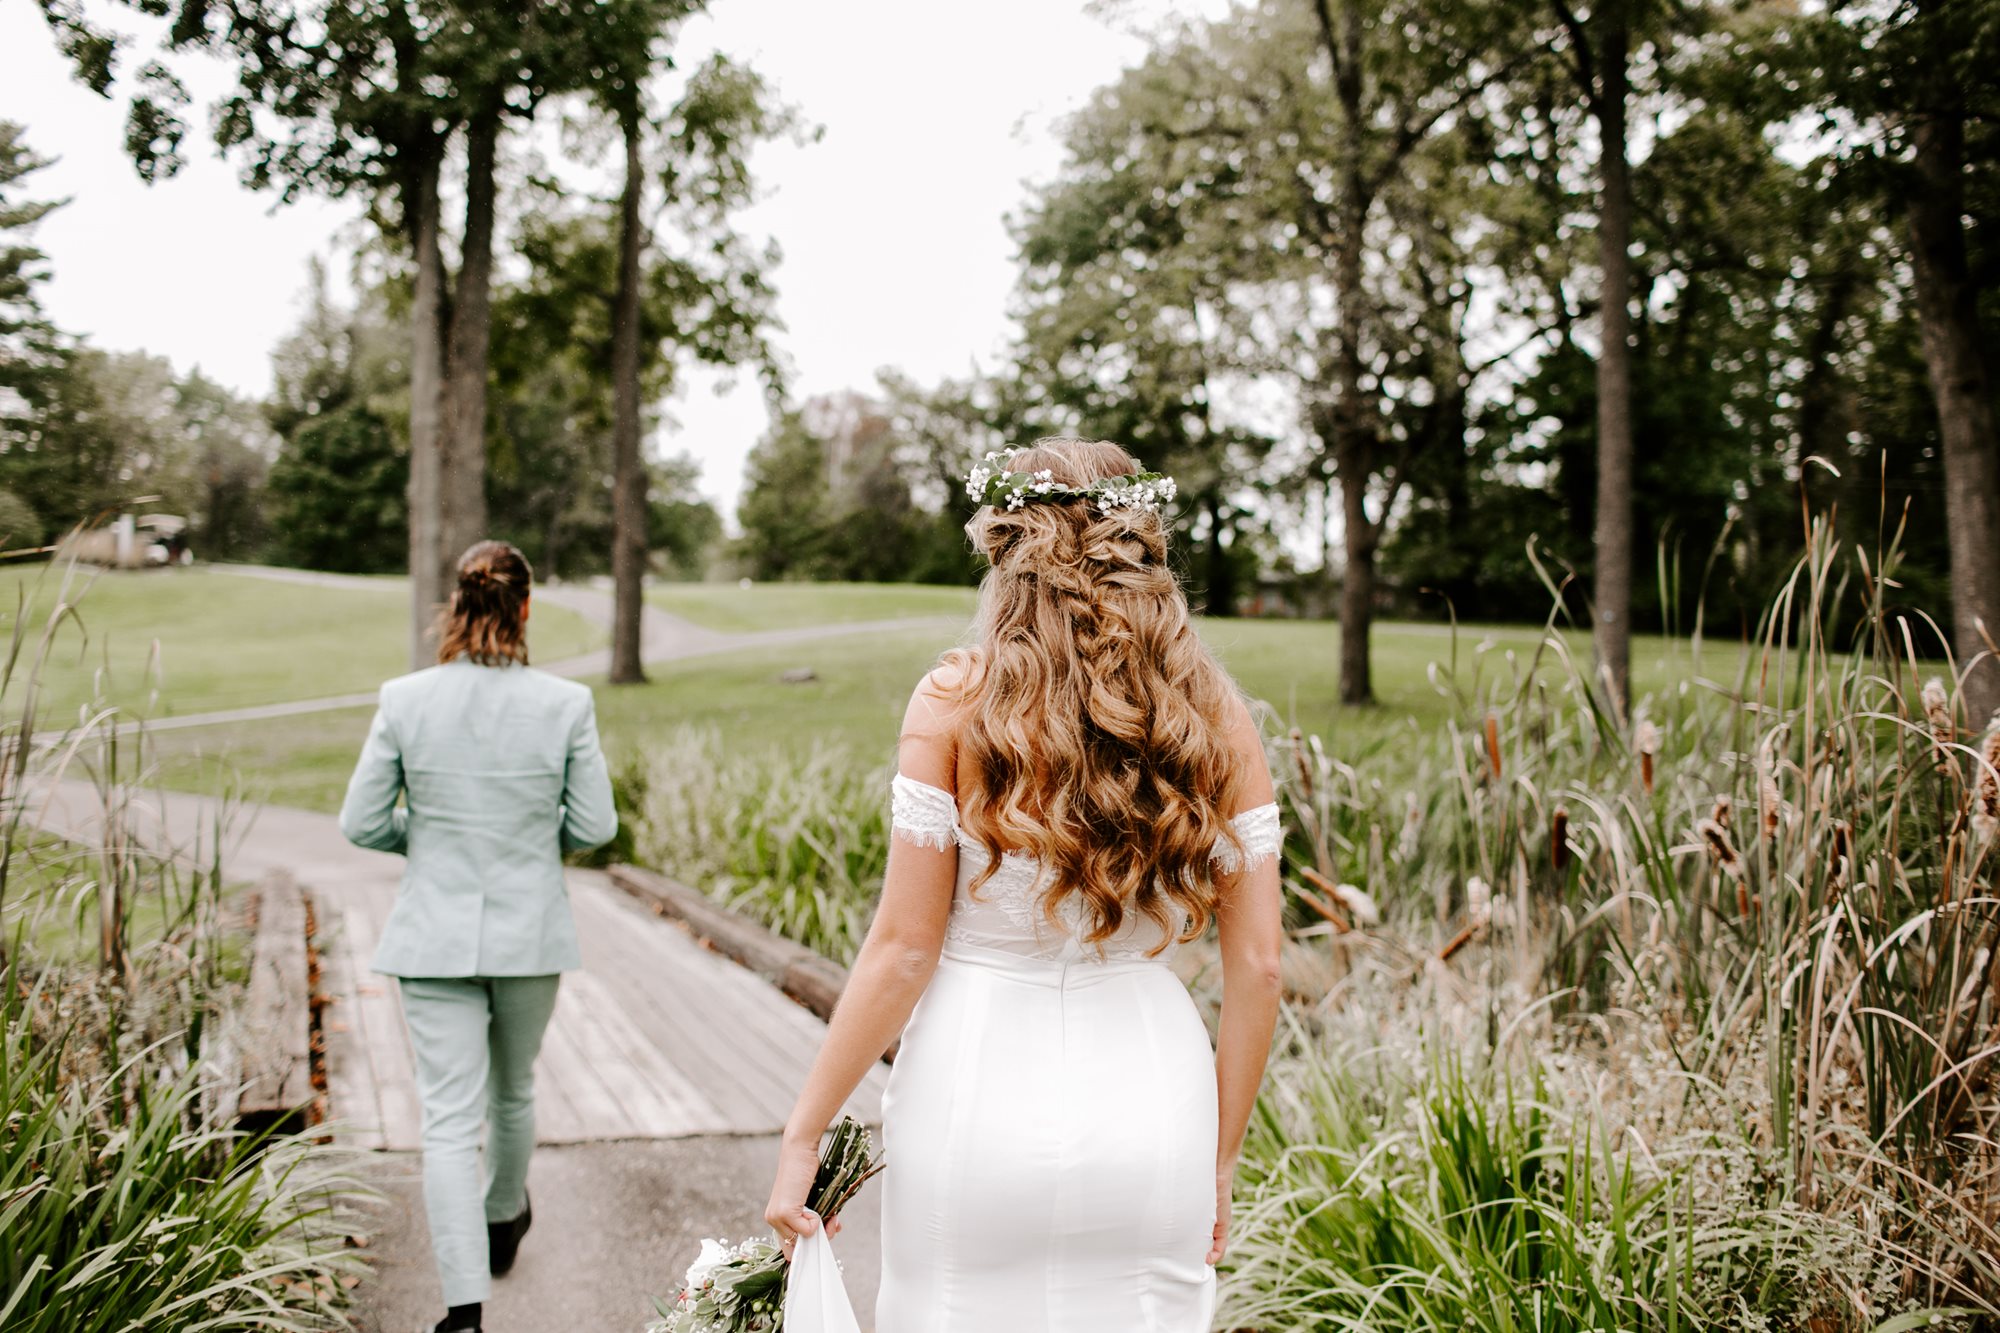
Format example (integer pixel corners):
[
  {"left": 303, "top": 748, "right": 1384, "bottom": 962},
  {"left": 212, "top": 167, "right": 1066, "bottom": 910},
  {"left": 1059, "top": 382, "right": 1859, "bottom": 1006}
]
[{"left": 938, "top": 438, "right": 1244, "bottom": 949}]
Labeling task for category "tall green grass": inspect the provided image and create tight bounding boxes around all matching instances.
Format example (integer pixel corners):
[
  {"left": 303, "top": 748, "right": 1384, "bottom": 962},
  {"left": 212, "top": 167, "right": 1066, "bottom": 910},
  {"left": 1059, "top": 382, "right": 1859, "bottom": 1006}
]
[
  {"left": 0, "top": 979, "right": 367, "bottom": 1331},
  {"left": 616, "top": 730, "right": 890, "bottom": 966},
  {"left": 1221, "top": 1021, "right": 1874, "bottom": 1331},
  {"left": 1, "top": 554, "right": 367, "bottom": 1330},
  {"left": 1229, "top": 509, "right": 1998, "bottom": 1326}
]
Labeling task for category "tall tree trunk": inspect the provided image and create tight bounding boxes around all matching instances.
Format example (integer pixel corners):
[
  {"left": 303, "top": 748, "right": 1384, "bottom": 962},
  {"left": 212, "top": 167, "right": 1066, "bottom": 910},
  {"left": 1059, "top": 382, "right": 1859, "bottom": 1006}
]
[
  {"left": 1339, "top": 473, "right": 1376, "bottom": 706},
  {"left": 1203, "top": 490, "right": 1236, "bottom": 617},
  {"left": 1908, "top": 112, "right": 2000, "bottom": 724},
  {"left": 1328, "top": 0, "right": 1377, "bottom": 705},
  {"left": 406, "top": 156, "right": 447, "bottom": 669},
  {"left": 609, "top": 113, "right": 649, "bottom": 685},
  {"left": 440, "top": 102, "right": 499, "bottom": 586},
  {"left": 1590, "top": 0, "right": 1636, "bottom": 719}
]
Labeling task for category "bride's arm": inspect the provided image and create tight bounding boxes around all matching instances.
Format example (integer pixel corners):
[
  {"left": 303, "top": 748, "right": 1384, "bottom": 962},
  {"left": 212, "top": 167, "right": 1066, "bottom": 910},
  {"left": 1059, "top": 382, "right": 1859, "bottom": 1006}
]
[
  {"left": 1209, "top": 699, "right": 1284, "bottom": 1264},
  {"left": 765, "top": 675, "right": 959, "bottom": 1248}
]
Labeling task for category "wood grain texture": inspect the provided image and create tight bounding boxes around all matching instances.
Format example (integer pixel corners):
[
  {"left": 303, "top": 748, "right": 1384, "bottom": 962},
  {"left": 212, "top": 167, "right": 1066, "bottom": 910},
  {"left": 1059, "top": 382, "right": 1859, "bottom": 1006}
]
[
  {"left": 25, "top": 780, "right": 881, "bottom": 1152},
  {"left": 238, "top": 874, "right": 314, "bottom": 1119}
]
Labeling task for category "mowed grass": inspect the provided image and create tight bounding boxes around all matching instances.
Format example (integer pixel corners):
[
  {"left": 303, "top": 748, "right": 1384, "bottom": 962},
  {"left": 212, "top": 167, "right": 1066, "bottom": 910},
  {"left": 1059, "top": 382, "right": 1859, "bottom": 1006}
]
[
  {"left": 137, "top": 577, "right": 1745, "bottom": 816},
  {"left": 2, "top": 564, "right": 603, "bottom": 721},
  {"left": 648, "top": 580, "right": 978, "bottom": 632},
  {"left": 597, "top": 613, "right": 1715, "bottom": 776}
]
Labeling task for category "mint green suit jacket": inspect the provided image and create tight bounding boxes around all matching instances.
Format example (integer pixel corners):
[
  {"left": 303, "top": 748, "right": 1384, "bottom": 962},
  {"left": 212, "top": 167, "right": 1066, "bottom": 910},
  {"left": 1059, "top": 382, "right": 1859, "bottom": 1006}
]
[{"left": 338, "top": 660, "right": 618, "bottom": 977}]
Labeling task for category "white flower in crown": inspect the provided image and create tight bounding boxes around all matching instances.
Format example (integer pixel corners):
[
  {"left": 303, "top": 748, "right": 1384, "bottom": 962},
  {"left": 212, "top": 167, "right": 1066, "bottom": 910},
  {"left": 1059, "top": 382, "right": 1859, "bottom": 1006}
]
[{"left": 962, "top": 453, "right": 1178, "bottom": 516}]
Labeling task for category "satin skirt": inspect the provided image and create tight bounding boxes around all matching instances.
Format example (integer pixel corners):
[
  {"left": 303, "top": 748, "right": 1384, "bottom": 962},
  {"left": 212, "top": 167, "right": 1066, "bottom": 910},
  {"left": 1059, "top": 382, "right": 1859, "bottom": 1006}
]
[{"left": 876, "top": 943, "right": 1219, "bottom": 1332}]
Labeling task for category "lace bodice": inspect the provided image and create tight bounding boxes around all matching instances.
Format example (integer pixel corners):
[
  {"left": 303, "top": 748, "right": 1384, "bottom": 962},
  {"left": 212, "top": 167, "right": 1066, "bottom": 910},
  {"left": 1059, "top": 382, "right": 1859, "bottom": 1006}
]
[{"left": 891, "top": 775, "right": 1281, "bottom": 963}]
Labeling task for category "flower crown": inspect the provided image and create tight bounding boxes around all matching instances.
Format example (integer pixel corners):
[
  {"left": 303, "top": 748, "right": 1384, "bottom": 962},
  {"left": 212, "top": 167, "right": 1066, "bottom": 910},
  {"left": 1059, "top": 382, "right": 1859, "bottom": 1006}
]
[{"left": 964, "top": 451, "right": 1178, "bottom": 516}]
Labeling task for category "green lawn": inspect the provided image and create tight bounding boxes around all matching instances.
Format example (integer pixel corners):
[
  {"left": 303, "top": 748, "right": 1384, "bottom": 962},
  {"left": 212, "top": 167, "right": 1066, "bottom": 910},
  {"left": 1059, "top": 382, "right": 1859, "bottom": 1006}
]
[
  {"left": 648, "top": 581, "right": 978, "bottom": 632},
  {"left": 2, "top": 565, "right": 602, "bottom": 722},
  {"left": 134, "top": 581, "right": 1750, "bottom": 816},
  {"left": 597, "top": 614, "right": 1716, "bottom": 774}
]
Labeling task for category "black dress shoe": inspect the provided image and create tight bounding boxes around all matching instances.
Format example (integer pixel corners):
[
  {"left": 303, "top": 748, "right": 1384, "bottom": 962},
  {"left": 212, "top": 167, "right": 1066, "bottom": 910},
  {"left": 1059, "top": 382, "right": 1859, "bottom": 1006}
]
[
  {"left": 430, "top": 1302, "right": 482, "bottom": 1332},
  {"left": 489, "top": 1193, "right": 533, "bottom": 1275}
]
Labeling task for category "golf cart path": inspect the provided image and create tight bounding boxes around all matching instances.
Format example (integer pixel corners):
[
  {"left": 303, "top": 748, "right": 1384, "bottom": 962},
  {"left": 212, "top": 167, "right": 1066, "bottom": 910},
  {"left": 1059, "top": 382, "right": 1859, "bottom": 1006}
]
[
  {"left": 30, "top": 778, "right": 885, "bottom": 1149},
  {"left": 124, "top": 566, "right": 962, "bottom": 735}
]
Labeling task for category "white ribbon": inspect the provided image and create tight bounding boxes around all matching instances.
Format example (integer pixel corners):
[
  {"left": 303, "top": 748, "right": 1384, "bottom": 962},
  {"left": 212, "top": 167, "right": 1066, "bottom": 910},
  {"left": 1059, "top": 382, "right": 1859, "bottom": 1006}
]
[{"left": 784, "top": 1216, "right": 861, "bottom": 1333}]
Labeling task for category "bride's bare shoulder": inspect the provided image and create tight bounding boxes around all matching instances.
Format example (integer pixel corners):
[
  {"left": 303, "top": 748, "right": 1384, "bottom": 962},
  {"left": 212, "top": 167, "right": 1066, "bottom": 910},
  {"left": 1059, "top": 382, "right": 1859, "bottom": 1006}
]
[
  {"left": 901, "top": 653, "right": 979, "bottom": 785},
  {"left": 910, "top": 651, "right": 980, "bottom": 719}
]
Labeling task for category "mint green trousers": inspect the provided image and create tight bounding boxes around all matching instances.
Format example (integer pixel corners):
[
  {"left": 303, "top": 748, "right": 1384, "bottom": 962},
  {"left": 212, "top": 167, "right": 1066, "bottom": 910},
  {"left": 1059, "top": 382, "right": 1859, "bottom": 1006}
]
[{"left": 399, "top": 974, "right": 561, "bottom": 1307}]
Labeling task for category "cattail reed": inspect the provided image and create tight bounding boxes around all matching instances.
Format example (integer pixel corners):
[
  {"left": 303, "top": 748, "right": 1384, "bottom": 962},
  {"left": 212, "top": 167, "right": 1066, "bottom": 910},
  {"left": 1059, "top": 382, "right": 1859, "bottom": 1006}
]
[
  {"left": 1550, "top": 805, "right": 1570, "bottom": 873},
  {"left": 1697, "top": 816, "right": 1743, "bottom": 882},
  {"left": 1827, "top": 818, "right": 1851, "bottom": 891},
  {"left": 1634, "top": 719, "right": 1661, "bottom": 794},
  {"left": 1483, "top": 713, "right": 1502, "bottom": 783},
  {"left": 1922, "top": 677, "right": 1953, "bottom": 774},
  {"left": 1289, "top": 726, "right": 1314, "bottom": 802},
  {"left": 1438, "top": 879, "right": 1492, "bottom": 963},
  {"left": 1976, "top": 714, "right": 2000, "bottom": 844},
  {"left": 1757, "top": 738, "right": 1782, "bottom": 841},
  {"left": 1296, "top": 867, "right": 1365, "bottom": 933},
  {"left": 1397, "top": 795, "right": 1422, "bottom": 862},
  {"left": 1465, "top": 875, "right": 1493, "bottom": 933}
]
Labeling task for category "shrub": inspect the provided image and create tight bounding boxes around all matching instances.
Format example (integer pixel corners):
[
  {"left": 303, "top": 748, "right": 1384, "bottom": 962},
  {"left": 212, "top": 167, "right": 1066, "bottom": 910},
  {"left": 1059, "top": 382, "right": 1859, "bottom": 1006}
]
[{"left": 0, "top": 976, "right": 367, "bottom": 1331}]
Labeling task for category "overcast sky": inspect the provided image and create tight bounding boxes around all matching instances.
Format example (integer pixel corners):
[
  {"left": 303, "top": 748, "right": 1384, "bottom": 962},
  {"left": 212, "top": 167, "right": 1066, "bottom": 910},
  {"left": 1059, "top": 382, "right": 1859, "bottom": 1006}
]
[{"left": 1, "top": 1, "right": 1220, "bottom": 517}]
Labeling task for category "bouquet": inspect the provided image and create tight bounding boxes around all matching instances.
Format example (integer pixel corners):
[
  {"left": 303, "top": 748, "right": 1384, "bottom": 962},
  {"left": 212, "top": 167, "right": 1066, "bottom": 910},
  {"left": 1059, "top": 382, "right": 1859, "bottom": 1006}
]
[{"left": 649, "top": 1117, "right": 883, "bottom": 1333}]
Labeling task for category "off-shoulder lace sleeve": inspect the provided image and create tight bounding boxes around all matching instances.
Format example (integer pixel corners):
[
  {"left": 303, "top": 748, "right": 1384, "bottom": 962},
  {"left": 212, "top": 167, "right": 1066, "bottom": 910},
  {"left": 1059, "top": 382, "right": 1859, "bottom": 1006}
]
[
  {"left": 1214, "top": 802, "right": 1282, "bottom": 874},
  {"left": 891, "top": 774, "right": 960, "bottom": 852}
]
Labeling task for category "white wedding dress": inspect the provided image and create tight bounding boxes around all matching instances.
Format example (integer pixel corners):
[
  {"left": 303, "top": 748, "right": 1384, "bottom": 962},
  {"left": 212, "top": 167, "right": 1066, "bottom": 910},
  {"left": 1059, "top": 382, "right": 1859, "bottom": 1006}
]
[{"left": 876, "top": 775, "right": 1281, "bottom": 1333}]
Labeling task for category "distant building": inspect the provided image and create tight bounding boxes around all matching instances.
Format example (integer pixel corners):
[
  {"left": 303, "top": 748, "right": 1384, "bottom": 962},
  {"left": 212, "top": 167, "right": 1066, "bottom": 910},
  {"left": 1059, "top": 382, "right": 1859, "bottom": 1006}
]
[{"left": 62, "top": 514, "right": 192, "bottom": 569}]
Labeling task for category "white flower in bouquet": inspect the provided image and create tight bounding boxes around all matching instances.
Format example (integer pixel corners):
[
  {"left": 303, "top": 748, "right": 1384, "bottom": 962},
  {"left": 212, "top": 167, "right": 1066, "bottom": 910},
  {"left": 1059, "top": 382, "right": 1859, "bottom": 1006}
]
[
  {"left": 649, "top": 1117, "right": 884, "bottom": 1333},
  {"left": 685, "top": 1238, "right": 732, "bottom": 1294}
]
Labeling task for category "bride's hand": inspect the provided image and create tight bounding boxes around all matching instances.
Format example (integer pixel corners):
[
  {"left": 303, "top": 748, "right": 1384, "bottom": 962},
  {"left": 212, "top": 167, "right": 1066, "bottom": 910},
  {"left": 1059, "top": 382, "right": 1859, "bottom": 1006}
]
[
  {"left": 1207, "top": 1172, "right": 1233, "bottom": 1265},
  {"left": 763, "top": 1134, "right": 842, "bottom": 1257}
]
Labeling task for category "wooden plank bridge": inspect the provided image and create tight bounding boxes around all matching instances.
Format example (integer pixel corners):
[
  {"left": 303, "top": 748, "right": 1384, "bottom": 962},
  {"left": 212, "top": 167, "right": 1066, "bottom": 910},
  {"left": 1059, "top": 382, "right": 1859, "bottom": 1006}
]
[{"left": 32, "top": 782, "right": 883, "bottom": 1149}]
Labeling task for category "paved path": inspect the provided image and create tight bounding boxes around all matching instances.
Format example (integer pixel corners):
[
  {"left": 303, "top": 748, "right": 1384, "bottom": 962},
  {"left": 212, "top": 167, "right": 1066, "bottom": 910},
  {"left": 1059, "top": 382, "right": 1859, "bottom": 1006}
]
[
  {"left": 106, "top": 566, "right": 959, "bottom": 738},
  {"left": 25, "top": 778, "right": 889, "bottom": 1329},
  {"left": 353, "top": 1138, "right": 882, "bottom": 1333}
]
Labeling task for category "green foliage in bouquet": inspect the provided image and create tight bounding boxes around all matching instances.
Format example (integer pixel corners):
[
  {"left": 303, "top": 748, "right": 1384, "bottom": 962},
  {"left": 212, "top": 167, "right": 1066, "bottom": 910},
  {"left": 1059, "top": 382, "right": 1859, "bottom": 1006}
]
[{"left": 650, "top": 1117, "right": 883, "bottom": 1333}]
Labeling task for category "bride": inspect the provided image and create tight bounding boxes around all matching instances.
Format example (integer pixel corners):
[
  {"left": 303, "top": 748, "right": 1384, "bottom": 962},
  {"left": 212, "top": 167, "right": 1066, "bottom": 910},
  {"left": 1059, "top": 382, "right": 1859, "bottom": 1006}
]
[{"left": 764, "top": 438, "right": 1283, "bottom": 1332}]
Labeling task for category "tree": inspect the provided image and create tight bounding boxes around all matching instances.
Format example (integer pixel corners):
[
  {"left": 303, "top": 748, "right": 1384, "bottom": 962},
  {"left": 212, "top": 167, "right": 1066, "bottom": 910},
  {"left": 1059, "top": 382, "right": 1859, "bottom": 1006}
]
[
  {"left": 1814, "top": 0, "right": 2000, "bottom": 721},
  {"left": 596, "top": 50, "right": 792, "bottom": 682},
  {"left": 734, "top": 392, "right": 957, "bottom": 584},
  {"left": 736, "top": 410, "right": 835, "bottom": 580},
  {"left": 1016, "top": 0, "right": 1529, "bottom": 700},
  {"left": 0, "top": 122, "right": 64, "bottom": 453},
  {"left": 647, "top": 452, "right": 721, "bottom": 580},
  {"left": 1009, "top": 85, "right": 1277, "bottom": 616},
  {"left": 38, "top": 0, "right": 631, "bottom": 664},
  {"left": 1541, "top": 0, "right": 1647, "bottom": 713},
  {"left": 0, "top": 120, "right": 78, "bottom": 538},
  {"left": 267, "top": 404, "right": 406, "bottom": 571}
]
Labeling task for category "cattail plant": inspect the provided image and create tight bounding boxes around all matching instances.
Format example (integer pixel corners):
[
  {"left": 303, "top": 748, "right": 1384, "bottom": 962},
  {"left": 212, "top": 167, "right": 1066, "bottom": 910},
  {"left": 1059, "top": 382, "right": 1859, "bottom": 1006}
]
[
  {"left": 1921, "top": 676, "right": 1954, "bottom": 775},
  {"left": 1634, "top": 718, "right": 1660, "bottom": 794},
  {"left": 1756, "top": 734, "right": 1784, "bottom": 842},
  {"left": 1976, "top": 714, "right": 2000, "bottom": 845},
  {"left": 1695, "top": 812, "right": 1743, "bottom": 882}
]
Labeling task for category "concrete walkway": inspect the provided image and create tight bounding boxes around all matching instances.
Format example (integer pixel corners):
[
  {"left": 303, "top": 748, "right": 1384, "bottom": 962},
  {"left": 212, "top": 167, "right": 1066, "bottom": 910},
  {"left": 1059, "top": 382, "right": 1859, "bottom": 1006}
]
[
  {"left": 104, "top": 566, "right": 959, "bottom": 738},
  {"left": 26, "top": 777, "right": 887, "bottom": 1331}
]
